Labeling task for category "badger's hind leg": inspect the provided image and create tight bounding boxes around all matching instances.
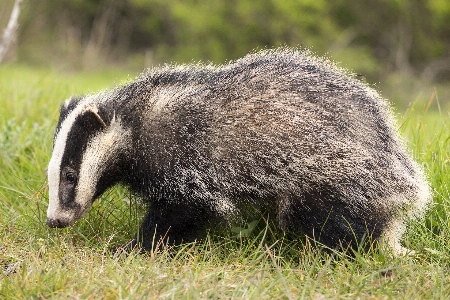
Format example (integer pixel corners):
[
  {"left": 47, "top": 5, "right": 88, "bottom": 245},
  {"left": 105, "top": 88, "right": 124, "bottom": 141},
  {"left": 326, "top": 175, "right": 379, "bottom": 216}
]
[
  {"left": 134, "top": 199, "right": 219, "bottom": 251},
  {"left": 382, "top": 218, "right": 412, "bottom": 256},
  {"left": 277, "top": 192, "right": 389, "bottom": 252}
]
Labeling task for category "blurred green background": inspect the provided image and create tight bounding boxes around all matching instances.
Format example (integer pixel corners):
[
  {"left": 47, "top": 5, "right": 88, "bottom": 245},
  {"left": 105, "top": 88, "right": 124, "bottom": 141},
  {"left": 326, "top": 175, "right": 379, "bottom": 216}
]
[{"left": 1, "top": 0, "right": 449, "bottom": 109}]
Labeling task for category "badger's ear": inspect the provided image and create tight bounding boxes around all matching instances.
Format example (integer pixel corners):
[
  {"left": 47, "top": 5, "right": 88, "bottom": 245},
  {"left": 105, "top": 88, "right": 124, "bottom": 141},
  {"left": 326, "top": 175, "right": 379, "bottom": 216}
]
[
  {"left": 87, "top": 108, "right": 107, "bottom": 128},
  {"left": 81, "top": 108, "right": 107, "bottom": 132}
]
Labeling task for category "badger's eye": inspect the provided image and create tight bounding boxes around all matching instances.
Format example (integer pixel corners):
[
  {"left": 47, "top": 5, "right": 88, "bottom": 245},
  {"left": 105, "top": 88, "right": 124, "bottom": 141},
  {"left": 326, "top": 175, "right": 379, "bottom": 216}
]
[{"left": 66, "top": 172, "right": 76, "bottom": 183}]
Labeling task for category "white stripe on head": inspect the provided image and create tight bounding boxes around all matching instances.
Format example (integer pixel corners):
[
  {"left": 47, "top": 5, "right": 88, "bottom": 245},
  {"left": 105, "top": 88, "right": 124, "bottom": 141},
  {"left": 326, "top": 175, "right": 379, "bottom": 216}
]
[
  {"left": 76, "top": 116, "right": 131, "bottom": 212},
  {"left": 47, "top": 93, "right": 112, "bottom": 223}
]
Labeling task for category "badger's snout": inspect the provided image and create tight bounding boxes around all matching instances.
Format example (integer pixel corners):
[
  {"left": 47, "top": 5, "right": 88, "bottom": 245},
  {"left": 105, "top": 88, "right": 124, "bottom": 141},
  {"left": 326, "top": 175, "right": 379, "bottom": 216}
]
[{"left": 46, "top": 217, "right": 68, "bottom": 228}]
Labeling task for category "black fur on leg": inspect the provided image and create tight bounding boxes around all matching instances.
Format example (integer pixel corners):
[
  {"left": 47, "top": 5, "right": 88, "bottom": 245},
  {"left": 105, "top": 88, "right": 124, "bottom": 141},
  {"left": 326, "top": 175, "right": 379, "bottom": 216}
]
[
  {"left": 277, "top": 190, "right": 390, "bottom": 253},
  {"left": 136, "top": 199, "right": 220, "bottom": 252}
]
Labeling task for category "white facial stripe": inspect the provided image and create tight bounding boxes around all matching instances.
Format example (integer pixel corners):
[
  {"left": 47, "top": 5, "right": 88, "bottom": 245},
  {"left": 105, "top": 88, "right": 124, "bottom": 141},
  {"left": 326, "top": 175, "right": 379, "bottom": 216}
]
[
  {"left": 47, "top": 95, "right": 104, "bottom": 221},
  {"left": 76, "top": 117, "right": 131, "bottom": 212}
]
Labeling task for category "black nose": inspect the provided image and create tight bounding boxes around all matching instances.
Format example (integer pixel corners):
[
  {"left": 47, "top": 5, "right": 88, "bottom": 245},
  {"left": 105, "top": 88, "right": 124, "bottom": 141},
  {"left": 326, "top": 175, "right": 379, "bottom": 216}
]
[{"left": 46, "top": 218, "right": 66, "bottom": 228}]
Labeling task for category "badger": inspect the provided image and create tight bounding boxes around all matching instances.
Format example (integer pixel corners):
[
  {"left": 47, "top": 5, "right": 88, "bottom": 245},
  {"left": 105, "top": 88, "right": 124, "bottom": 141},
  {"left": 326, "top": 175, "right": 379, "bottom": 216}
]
[{"left": 46, "top": 48, "right": 431, "bottom": 255}]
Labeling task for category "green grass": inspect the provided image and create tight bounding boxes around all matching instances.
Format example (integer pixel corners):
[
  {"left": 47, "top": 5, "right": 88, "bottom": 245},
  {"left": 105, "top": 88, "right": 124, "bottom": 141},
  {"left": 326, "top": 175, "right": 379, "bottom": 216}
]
[{"left": 1, "top": 65, "right": 450, "bottom": 299}]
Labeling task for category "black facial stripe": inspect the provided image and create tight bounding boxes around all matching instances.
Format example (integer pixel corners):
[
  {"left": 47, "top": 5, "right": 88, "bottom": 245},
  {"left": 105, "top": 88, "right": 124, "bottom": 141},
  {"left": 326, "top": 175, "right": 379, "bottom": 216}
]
[
  {"left": 54, "top": 97, "right": 83, "bottom": 145},
  {"left": 59, "top": 111, "right": 106, "bottom": 203},
  {"left": 61, "top": 114, "right": 103, "bottom": 167}
]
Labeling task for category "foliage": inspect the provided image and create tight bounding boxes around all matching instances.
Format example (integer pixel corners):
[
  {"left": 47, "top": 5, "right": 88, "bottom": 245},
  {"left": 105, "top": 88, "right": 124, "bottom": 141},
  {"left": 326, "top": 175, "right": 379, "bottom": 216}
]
[
  {"left": 1, "top": 0, "right": 449, "bottom": 82},
  {"left": 1, "top": 56, "right": 450, "bottom": 299}
]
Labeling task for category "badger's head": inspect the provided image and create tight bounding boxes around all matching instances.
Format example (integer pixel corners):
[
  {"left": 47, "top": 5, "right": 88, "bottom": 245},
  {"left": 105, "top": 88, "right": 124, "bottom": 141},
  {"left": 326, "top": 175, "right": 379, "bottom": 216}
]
[{"left": 47, "top": 96, "right": 131, "bottom": 228}]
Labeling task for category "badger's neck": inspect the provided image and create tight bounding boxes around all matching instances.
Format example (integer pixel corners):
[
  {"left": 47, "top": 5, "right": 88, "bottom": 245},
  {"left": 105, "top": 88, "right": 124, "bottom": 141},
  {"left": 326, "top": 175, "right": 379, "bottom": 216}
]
[{"left": 86, "top": 116, "right": 133, "bottom": 198}]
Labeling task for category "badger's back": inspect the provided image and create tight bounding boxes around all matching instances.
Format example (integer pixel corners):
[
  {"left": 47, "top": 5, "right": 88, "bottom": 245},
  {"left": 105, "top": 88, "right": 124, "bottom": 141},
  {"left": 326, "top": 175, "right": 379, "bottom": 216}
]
[{"left": 120, "top": 50, "right": 426, "bottom": 201}]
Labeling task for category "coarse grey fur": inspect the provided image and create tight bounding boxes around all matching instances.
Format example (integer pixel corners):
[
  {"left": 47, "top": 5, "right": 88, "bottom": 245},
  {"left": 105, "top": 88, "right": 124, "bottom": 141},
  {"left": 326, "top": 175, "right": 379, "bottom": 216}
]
[{"left": 47, "top": 48, "right": 431, "bottom": 255}]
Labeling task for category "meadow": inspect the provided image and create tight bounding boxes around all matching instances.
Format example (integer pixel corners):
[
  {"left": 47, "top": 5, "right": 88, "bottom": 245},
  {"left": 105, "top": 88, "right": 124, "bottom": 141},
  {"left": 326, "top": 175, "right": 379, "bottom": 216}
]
[{"left": 1, "top": 64, "right": 449, "bottom": 299}]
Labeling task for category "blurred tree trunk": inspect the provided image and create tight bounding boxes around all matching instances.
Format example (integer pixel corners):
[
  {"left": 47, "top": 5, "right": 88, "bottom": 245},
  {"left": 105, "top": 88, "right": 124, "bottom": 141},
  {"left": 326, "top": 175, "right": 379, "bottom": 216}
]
[
  {"left": 82, "top": 0, "right": 120, "bottom": 69},
  {"left": 0, "top": 0, "right": 23, "bottom": 63}
]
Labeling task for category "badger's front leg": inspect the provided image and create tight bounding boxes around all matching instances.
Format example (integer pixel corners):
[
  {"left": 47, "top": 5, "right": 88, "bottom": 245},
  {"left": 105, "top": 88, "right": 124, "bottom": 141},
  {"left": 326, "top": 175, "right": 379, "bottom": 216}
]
[{"left": 131, "top": 199, "right": 217, "bottom": 251}]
